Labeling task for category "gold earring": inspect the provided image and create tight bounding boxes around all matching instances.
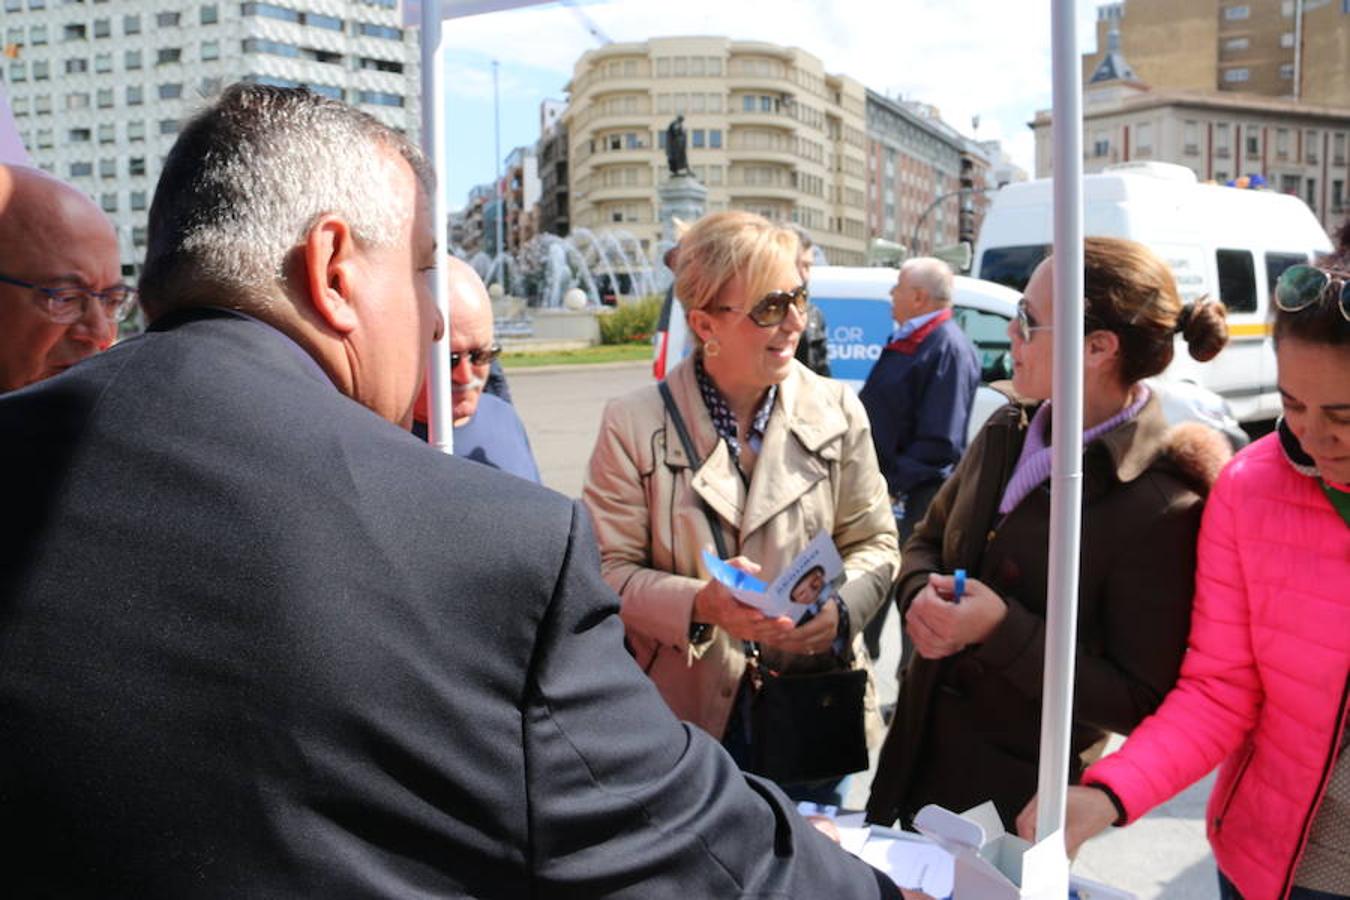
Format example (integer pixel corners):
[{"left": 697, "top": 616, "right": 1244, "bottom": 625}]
[{"left": 704, "top": 338, "right": 721, "bottom": 357}]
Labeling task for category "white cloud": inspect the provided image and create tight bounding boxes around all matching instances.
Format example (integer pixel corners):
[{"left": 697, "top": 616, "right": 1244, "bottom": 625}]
[{"left": 435, "top": 0, "right": 1108, "bottom": 178}]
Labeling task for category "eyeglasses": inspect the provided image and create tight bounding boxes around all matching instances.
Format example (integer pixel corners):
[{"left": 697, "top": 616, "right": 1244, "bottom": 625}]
[
  {"left": 1274, "top": 264, "right": 1350, "bottom": 322},
  {"left": 717, "top": 284, "right": 810, "bottom": 328},
  {"left": 0, "top": 272, "right": 138, "bottom": 324},
  {"left": 1014, "top": 298, "right": 1054, "bottom": 343},
  {"left": 450, "top": 342, "right": 502, "bottom": 368}
]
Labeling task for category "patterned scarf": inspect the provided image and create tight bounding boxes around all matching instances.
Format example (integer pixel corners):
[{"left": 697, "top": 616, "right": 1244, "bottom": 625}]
[{"left": 694, "top": 356, "right": 776, "bottom": 472}]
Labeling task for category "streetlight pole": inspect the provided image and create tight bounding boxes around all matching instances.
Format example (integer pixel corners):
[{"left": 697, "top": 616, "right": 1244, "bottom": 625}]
[{"left": 908, "top": 185, "right": 993, "bottom": 258}]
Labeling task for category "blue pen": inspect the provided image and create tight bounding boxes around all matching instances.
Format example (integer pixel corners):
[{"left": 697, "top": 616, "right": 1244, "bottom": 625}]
[{"left": 952, "top": 568, "right": 966, "bottom": 604}]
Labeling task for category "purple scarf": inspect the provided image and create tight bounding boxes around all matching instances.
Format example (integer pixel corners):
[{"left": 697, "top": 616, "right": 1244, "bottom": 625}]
[{"left": 998, "top": 385, "right": 1152, "bottom": 515}]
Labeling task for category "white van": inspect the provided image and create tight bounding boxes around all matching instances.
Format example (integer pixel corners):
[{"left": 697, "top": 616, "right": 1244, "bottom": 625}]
[{"left": 973, "top": 162, "right": 1333, "bottom": 423}]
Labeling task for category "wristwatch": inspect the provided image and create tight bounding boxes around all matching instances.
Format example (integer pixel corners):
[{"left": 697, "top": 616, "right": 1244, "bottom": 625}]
[{"left": 688, "top": 621, "right": 713, "bottom": 644}]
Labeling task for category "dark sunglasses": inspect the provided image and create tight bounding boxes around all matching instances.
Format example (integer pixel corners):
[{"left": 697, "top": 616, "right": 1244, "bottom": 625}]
[
  {"left": 450, "top": 343, "right": 502, "bottom": 368},
  {"left": 718, "top": 284, "right": 809, "bottom": 328},
  {"left": 0, "top": 272, "right": 138, "bottom": 324},
  {"left": 1274, "top": 264, "right": 1350, "bottom": 322}
]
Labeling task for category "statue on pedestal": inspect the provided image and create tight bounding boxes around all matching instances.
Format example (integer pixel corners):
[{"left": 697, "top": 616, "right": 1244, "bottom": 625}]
[{"left": 665, "top": 115, "right": 690, "bottom": 176}]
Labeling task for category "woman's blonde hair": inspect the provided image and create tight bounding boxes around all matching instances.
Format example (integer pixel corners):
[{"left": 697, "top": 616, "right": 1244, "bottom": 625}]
[{"left": 674, "top": 211, "right": 800, "bottom": 342}]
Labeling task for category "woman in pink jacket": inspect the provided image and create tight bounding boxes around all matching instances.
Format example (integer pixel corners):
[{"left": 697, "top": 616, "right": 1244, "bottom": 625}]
[{"left": 1020, "top": 229, "right": 1350, "bottom": 899}]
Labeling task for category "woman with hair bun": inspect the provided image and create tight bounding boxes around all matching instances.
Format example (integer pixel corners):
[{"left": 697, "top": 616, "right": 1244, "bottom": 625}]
[
  {"left": 1025, "top": 227, "right": 1350, "bottom": 900},
  {"left": 866, "top": 237, "right": 1234, "bottom": 832}
]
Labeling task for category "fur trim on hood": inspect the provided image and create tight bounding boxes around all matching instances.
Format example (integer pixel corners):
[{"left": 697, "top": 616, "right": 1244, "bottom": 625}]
[{"left": 1162, "top": 420, "right": 1234, "bottom": 495}]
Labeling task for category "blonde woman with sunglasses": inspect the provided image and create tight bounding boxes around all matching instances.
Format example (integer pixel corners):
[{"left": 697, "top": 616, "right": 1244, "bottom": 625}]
[
  {"left": 583, "top": 211, "right": 898, "bottom": 806},
  {"left": 1024, "top": 224, "right": 1350, "bottom": 900},
  {"left": 866, "top": 236, "right": 1232, "bottom": 833}
]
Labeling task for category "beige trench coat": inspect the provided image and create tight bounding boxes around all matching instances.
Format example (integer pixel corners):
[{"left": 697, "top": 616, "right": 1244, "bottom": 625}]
[{"left": 582, "top": 356, "right": 899, "bottom": 743}]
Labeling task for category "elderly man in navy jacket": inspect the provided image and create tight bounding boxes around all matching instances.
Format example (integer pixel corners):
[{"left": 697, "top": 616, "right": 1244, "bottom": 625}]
[
  {"left": 859, "top": 258, "right": 981, "bottom": 659},
  {"left": 0, "top": 84, "right": 901, "bottom": 899}
]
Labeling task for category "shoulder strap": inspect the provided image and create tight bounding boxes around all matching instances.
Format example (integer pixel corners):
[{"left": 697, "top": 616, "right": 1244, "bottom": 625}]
[{"left": 658, "top": 381, "right": 731, "bottom": 560}]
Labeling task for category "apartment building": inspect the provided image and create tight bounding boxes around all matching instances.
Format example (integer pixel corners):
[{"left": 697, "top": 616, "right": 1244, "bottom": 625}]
[
  {"left": 562, "top": 36, "right": 869, "bottom": 266},
  {"left": 1032, "top": 79, "right": 1350, "bottom": 233},
  {"left": 536, "top": 97, "right": 568, "bottom": 237},
  {"left": 2, "top": 0, "right": 419, "bottom": 277},
  {"left": 502, "top": 144, "right": 539, "bottom": 253},
  {"left": 1082, "top": 0, "right": 1350, "bottom": 106}
]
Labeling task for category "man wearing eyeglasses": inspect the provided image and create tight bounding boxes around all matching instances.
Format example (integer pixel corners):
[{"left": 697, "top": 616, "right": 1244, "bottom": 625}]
[
  {"left": 0, "top": 164, "right": 125, "bottom": 393},
  {"left": 859, "top": 257, "right": 981, "bottom": 661},
  {"left": 412, "top": 255, "right": 539, "bottom": 482}
]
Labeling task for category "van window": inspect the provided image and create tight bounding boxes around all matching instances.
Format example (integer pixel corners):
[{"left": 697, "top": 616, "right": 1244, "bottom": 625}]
[
  {"left": 953, "top": 306, "right": 1013, "bottom": 382},
  {"left": 1216, "top": 249, "right": 1256, "bottom": 313},
  {"left": 979, "top": 244, "right": 1049, "bottom": 292},
  {"left": 1264, "top": 252, "right": 1307, "bottom": 301}
]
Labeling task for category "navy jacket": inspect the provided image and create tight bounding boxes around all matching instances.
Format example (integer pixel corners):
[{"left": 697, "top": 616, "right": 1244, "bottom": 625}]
[
  {"left": 858, "top": 315, "right": 981, "bottom": 498},
  {"left": 0, "top": 308, "right": 898, "bottom": 899}
]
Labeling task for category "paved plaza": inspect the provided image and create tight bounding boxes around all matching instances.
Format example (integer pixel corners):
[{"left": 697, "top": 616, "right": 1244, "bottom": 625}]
[{"left": 510, "top": 359, "right": 1220, "bottom": 899}]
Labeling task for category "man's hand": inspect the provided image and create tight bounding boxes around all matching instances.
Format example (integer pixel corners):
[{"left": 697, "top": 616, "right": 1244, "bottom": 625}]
[
  {"left": 905, "top": 572, "right": 1006, "bottom": 660},
  {"left": 1016, "top": 786, "right": 1119, "bottom": 858},
  {"left": 693, "top": 556, "right": 794, "bottom": 642},
  {"left": 760, "top": 598, "right": 839, "bottom": 657}
]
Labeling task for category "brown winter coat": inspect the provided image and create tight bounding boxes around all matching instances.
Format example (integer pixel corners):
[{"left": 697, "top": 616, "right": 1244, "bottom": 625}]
[
  {"left": 582, "top": 356, "right": 899, "bottom": 742},
  {"left": 865, "top": 392, "right": 1232, "bottom": 831}
]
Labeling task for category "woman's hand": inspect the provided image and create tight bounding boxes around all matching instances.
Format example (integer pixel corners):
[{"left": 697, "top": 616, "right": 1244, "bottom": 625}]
[
  {"left": 904, "top": 572, "right": 1006, "bottom": 660},
  {"left": 692, "top": 556, "right": 794, "bottom": 643},
  {"left": 760, "top": 598, "right": 839, "bottom": 657},
  {"left": 1017, "top": 786, "right": 1119, "bottom": 858}
]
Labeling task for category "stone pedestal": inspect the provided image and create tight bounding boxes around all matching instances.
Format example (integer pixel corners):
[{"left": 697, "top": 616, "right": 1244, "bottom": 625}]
[{"left": 657, "top": 173, "right": 708, "bottom": 244}]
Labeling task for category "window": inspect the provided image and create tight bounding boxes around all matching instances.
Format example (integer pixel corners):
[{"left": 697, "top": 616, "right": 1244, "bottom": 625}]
[
  {"left": 159, "top": 118, "right": 179, "bottom": 135},
  {"left": 100, "top": 192, "right": 117, "bottom": 212},
  {"left": 1266, "top": 253, "right": 1306, "bottom": 300},
  {"left": 1223, "top": 68, "right": 1250, "bottom": 83},
  {"left": 1092, "top": 135, "right": 1110, "bottom": 157},
  {"left": 1305, "top": 177, "right": 1316, "bottom": 210},
  {"left": 32, "top": 59, "right": 49, "bottom": 79},
  {"left": 1333, "top": 180, "right": 1344, "bottom": 212},
  {"left": 1246, "top": 130, "right": 1260, "bottom": 156},
  {"left": 199, "top": 3, "right": 217, "bottom": 24},
  {"left": 66, "top": 92, "right": 90, "bottom": 110},
  {"left": 96, "top": 87, "right": 112, "bottom": 107},
  {"left": 69, "top": 162, "right": 93, "bottom": 178},
  {"left": 94, "top": 52, "right": 111, "bottom": 72},
  {"left": 1223, "top": 5, "right": 1250, "bottom": 20},
  {"left": 157, "top": 47, "right": 182, "bottom": 64},
  {"left": 97, "top": 122, "right": 114, "bottom": 142},
  {"left": 307, "top": 11, "right": 341, "bottom": 30},
  {"left": 1306, "top": 131, "right": 1318, "bottom": 163},
  {"left": 1281, "top": 173, "right": 1301, "bottom": 194},
  {"left": 1280, "top": 31, "right": 1295, "bottom": 48},
  {"left": 63, "top": 23, "right": 87, "bottom": 40},
  {"left": 709, "top": 128, "right": 722, "bottom": 149},
  {"left": 93, "top": 18, "right": 110, "bottom": 37},
  {"left": 201, "top": 40, "right": 219, "bottom": 60},
  {"left": 65, "top": 58, "right": 89, "bottom": 74},
  {"left": 742, "top": 95, "right": 754, "bottom": 112},
  {"left": 358, "top": 56, "right": 403, "bottom": 74},
  {"left": 129, "top": 156, "right": 146, "bottom": 175},
  {"left": 1216, "top": 249, "right": 1256, "bottom": 313},
  {"left": 126, "top": 120, "right": 145, "bottom": 141},
  {"left": 691, "top": 129, "right": 704, "bottom": 149},
  {"left": 1136, "top": 121, "right": 1152, "bottom": 154},
  {"left": 1276, "top": 128, "right": 1290, "bottom": 159},
  {"left": 355, "top": 90, "right": 403, "bottom": 107},
  {"left": 1279, "top": 63, "right": 1294, "bottom": 80},
  {"left": 123, "top": 14, "right": 140, "bottom": 34},
  {"left": 7, "top": 61, "right": 26, "bottom": 82},
  {"left": 28, "top": 0, "right": 45, "bottom": 8},
  {"left": 356, "top": 22, "right": 401, "bottom": 40},
  {"left": 130, "top": 190, "right": 147, "bottom": 210},
  {"left": 1336, "top": 133, "right": 1347, "bottom": 165},
  {"left": 1223, "top": 37, "right": 1250, "bottom": 51},
  {"left": 1282, "top": 0, "right": 1296, "bottom": 14},
  {"left": 126, "top": 85, "right": 143, "bottom": 105},
  {"left": 98, "top": 157, "right": 115, "bottom": 177},
  {"left": 156, "top": 11, "right": 180, "bottom": 27},
  {"left": 1183, "top": 120, "right": 1199, "bottom": 155},
  {"left": 68, "top": 127, "right": 91, "bottom": 141},
  {"left": 132, "top": 227, "right": 146, "bottom": 248},
  {"left": 200, "top": 76, "right": 221, "bottom": 95},
  {"left": 158, "top": 82, "right": 183, "bottom": 100},
  {"left": 30, "top": 24, "right": 47, "bottom": 43},
  {"left": 125, "top": 48, "right": 142, "bottom": 69}
]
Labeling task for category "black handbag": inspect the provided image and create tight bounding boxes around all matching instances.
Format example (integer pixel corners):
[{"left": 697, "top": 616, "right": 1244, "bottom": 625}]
[{"left": 658, "top": 381, "right": 869, "bottom": 785}]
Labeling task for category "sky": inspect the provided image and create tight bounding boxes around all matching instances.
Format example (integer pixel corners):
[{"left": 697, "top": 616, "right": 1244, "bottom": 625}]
[{"left": 435, "top": 0, "right": 1107, "bottom": 209}]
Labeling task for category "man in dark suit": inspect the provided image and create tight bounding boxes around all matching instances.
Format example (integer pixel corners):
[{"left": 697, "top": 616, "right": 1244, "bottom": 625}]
[{"left": 0, "top": 85, "right": 899, "bottom": 898}]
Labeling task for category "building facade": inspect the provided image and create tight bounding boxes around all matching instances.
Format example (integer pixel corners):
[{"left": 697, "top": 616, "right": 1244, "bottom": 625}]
[
  {"left": 1082, "top": 0, "right": 1350, "bottom": 107},
  {"left": 1032, "top": 81, "right": 1350, "bottom": 234},
  {"left": 2, "top": 0, "right": 420, "bottom": 277},
  {"left": 562, "top": 36, "right": 869, "bottom": 266},
  {"left": 502, "top": 144, "right": 539, "bottom": 253},
  {"left": 536, "top": 97, "right": 568, "bottom": 237},
  {"left": 864, "top": 90, "right": 996, "bottom": 257}
]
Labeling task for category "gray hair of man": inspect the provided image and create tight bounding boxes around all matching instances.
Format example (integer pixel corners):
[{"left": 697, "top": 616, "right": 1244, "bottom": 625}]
[
  {"left": 139, "top": 83, "right": 433, "bottom": 318},
  {"left": 900, "top": 256, "right": 954, "bottom": 304}
]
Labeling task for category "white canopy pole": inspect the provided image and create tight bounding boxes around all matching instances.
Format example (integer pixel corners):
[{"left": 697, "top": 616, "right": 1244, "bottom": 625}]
[
  {"left": 1036, "top": 0, "right": 1086, "bottom": 852},
  {"left": 420, "top": 1, "right": 455, "bottom": 453}
]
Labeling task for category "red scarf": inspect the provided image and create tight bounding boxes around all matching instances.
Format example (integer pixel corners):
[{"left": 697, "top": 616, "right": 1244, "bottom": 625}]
[{"left": 884, "top": 308, "right": 953, "bottom": 355}]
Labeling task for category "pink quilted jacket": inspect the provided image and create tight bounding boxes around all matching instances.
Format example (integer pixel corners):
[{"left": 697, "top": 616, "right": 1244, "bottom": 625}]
[{"left": 1085, "top": 433, "right": 1350, "bottom": 900}]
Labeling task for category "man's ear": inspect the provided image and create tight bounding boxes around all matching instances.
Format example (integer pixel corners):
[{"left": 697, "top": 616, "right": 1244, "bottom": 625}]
[{"left": 302, "top": 215, "right": 361, "bottom": 335}]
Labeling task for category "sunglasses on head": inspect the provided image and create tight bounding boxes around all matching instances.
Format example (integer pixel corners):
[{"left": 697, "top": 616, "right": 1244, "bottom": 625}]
[
  {"left": 450, "top": 343, "right": 503, "bottom": 368},
  {"left": 1274, "top": 264, "right": 1350, "bottom": 322},
  {"left": 717, "top": 283, "right": 809, "bottom": 328}
]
